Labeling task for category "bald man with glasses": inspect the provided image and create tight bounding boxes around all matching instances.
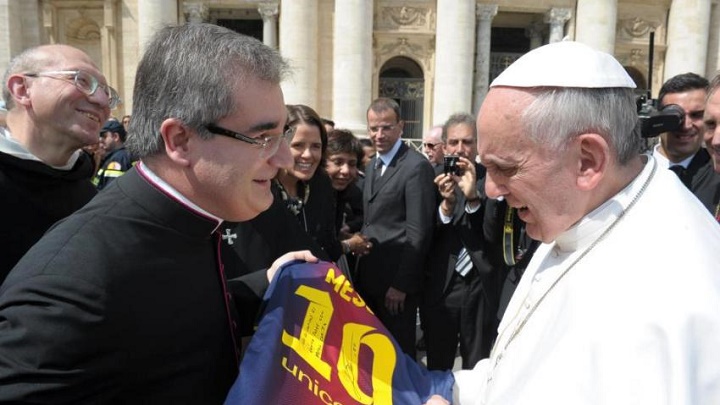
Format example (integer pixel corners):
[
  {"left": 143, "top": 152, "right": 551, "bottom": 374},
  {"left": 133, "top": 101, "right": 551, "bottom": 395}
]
[
  {"left": 423, "top": 125, "right": 445, "bottom": 169},
  {"left": 0, "top": 24, "right": 316, "bottom": 402},
  {"left": 0, "top": 44, "right": 117, "bottom": 282}
]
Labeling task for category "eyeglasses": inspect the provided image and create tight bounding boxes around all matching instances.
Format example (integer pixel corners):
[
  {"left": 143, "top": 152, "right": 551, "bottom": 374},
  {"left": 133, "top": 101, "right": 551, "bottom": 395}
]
[
  {"left": 205, "top": 123, "right": 292, "bottom": 158},
  {"left": 423, "top": 142, "right": 442, "bottom": 148},
  {"left": 24, "top": 70, "right": 120, "bottom": 109},
  {"left": 368, "top": 123, "right": 397, "bottom": 133}
]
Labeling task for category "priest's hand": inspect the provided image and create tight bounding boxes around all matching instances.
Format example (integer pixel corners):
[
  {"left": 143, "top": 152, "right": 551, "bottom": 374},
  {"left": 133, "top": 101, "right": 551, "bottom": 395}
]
[{"left": 268, "top": 250, "right": 318, "bottom": 281}]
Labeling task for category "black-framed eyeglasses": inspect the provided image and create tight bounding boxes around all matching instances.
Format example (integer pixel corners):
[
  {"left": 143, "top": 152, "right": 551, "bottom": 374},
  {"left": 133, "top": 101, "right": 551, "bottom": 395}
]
[
  {"left": 205, "top": 123, "right": 292, "bottom": 158},
  {"left": 24, "top": 70, "right": 120, "bottom": 109},
  {"left": 423, "top": 142, "right": 442, "bottom": 148}
]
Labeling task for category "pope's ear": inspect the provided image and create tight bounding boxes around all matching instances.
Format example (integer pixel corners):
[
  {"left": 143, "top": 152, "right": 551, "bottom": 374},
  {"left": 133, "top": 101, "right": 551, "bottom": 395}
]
[
  {"left": 159, "top": 118, "right": 192, "bottom": 166},
  {"left": 576, "top": 133, "right": 608, "bottom": 191}
]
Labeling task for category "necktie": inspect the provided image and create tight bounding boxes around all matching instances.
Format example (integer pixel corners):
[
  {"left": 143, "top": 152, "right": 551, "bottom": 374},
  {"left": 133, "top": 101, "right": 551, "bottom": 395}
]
[
  {"left": 455, "top": 247, "right": 472, "bottom": 277},
  {"left": 669, "top": 165, "right": 688, "bottom": 187},
  {"left": 669, "top": 165, "right": 684, "bottom": 177},
  {"left": 372, "top": 159, "right": 383, "bottom": 192}
]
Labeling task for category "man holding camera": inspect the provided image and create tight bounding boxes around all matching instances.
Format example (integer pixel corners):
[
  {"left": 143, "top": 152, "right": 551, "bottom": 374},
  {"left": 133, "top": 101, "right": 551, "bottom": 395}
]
[
  {"left": 423, "top": 112, "right": 497, "bottom": 370},
  {"left": 652, "top": 72, "right": 720, "bottom": 213}
]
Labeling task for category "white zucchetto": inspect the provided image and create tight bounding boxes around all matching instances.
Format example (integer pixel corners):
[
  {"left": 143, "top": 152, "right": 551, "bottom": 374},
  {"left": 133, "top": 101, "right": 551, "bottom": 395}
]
[{"left": 491, "top": 41, "right": 637, "bottom": 89}]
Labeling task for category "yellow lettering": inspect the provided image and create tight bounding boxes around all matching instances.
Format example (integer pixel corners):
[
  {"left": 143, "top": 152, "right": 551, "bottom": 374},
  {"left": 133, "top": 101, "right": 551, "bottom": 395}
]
[
  {"left": 337, "top": 323, "right": 396, "bottom": 404},
  {"left": 325, "top": 267, "right": 374, "bottom": 314},
  {"left": 338, "top": 280, "right": 354, "bottom": 302},
  {"left": 325, "top": 267, "right": 346, "bottom": 293},
  {"left": 281, "top": 285, "right": 333, "bottom": 380}
]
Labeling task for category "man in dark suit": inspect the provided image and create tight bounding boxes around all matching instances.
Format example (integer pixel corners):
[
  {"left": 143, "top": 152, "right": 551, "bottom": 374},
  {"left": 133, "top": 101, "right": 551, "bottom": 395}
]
[
  {"left": 355, "top": 97, "right": 436, "bottom": 358},
  {"left": 653, "top": 72, "right": 720, "bottom": 213},
  {"left": 423, "top": 113, "right": 496, "bottom": 370}
]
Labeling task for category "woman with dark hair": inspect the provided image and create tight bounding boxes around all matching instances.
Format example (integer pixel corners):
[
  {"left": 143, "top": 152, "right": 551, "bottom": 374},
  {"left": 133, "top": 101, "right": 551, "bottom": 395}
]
[
  {"left": 272, "top": 104, "right": 342, "bottom": 261},
  {"left": 223, "top": 107, "right": 361, "bottom": 283}
]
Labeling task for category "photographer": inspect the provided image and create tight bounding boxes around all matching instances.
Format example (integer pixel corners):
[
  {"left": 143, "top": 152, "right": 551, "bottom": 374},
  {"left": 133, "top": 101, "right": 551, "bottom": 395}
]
[
  {"left": 423, "top": 113, "right": 497, "bottom": 370},
  {"left": 651, "top": 72, "right": 720, "bottom": 213}
]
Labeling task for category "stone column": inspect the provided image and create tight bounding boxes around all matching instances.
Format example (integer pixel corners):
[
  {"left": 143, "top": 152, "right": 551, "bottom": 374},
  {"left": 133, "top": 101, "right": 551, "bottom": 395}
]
[
  {"left": 665, "top": 0, "right": 711, "bottom": 79},
  {"left": 575, "top": 0, "right": 617, "bottom": 54},
  {"left": 525, "top": 21, "right": 544, "bottom": 50},
  {"left": 258, "top": 2, "right": 279, "bottom": 49},
  {"left": 0, "top": 0, "right": 24, "bottom": 70},
  {"left": 544, "top": 8, "right": 571, "bottom": 44},
  {"left": 20, "top": 0, "right": 42, "bottom": 48},
  {"left": 101, "top": 0, "right": 119, "bottom": 98},
  {"left": 472, "top": 4, "right": 498, "bottom": 113},
  {"left": 706, "top": 2, "right": 720, "bottom": 77},
  {"left": 331, "top": 0, "right": 373, "bottom": 133},
  {"left": 183, "top": 2, "right": 208, "bottom": 24},
  {"left": 280, "top": 0, "right": 318, "bottom": 106},
  {"left": 138, "top": 0, "right": 178, "bottom": 54},
  {"left": 432, "top": 0, "right": 476, "bottom": 124}
]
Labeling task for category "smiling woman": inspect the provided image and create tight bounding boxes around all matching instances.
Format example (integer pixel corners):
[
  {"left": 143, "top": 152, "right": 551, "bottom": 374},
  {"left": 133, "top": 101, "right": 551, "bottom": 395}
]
[{"left": 272, "top": 104, "right": 343, "bottom": 261}]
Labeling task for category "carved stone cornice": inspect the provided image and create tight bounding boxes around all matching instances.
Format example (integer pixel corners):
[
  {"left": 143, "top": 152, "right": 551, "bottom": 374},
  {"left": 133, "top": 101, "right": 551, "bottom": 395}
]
[
  {"left": 377, "top": 5, "right": 433, "bottom": 32},
  {"left": 258, "top": 1, "right": 279, "bottom": 21},
  {"left": 375, "top": 34, "right": 435, "bottom": 74},
  {"left": 66, "top": 11, "right": 100, "bottom": 42},
  {"left": 476, "top": 4, "right": 498, "bottom": 22},
  {"left": 380, "top": 37, "right": 422, "bottom": 55},
  {"left": 620, "top": 17, "right": 658, "bottom": 38},
  {"left": 544, "top": 7, "right": 572, "bottom": 26}
]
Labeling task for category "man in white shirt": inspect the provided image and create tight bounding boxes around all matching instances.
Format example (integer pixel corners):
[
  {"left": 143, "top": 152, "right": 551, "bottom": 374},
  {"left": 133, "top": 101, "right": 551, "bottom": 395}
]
[{"left": 426, "top": 41, "right": 720, "bottom": 405}]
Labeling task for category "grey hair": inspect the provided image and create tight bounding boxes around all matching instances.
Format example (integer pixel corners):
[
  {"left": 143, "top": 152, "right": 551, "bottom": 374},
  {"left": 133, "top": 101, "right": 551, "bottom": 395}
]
[
  {"left": 522, "top": 87, "right": 641, "bottom": 165},
  {"left": 707, "top": 71, "right": 720, "bottom": 100},
  {"left": 2, "top": 47, "right": 55, "bottom": 110},
  {"left": 442, "top": 112, "right": 476, "bottom": 143},
  {"left": 125, "top": 23, "right": 289, "bottom": 158}
]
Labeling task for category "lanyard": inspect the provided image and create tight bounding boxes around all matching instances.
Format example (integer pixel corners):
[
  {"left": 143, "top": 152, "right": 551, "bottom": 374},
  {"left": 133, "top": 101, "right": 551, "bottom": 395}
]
[{"left": 503, "top": 207, "right": 516, "bottom": 266}]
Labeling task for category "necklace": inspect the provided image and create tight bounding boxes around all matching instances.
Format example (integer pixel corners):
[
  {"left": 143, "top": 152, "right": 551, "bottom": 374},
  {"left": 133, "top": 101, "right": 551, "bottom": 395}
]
[
  {"left": 488, "top": 160, "right": 657, "bottom": 379},
  {"left": 275, "top": 179, "right": 310, "bottom": 216}
]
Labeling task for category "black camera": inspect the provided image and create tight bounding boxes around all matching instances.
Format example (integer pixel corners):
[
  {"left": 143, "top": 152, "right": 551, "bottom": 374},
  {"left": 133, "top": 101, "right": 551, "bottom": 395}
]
[
  {"left": 443, "top": 155, "right": 462, "bottom": 176},
  {"left": 636, "top": 95, "right": 685, "bottom": 138}
]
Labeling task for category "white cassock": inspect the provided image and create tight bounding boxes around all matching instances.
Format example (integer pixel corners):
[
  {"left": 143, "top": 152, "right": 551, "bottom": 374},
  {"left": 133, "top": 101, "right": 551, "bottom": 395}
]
[{"left": 453, "top": 156, "right": 720, "bottom": 405}]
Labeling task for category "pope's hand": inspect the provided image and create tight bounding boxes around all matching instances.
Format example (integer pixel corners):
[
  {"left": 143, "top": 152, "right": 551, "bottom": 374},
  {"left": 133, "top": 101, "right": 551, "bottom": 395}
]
[{"left": 424, "top": 395, "right": 450, "bottom": 405}]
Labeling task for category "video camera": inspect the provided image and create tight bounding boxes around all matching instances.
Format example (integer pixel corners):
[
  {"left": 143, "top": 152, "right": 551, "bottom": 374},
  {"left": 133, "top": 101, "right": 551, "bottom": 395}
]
[{"left": 636, "top": 95, "right": 684, "bottom": 138}]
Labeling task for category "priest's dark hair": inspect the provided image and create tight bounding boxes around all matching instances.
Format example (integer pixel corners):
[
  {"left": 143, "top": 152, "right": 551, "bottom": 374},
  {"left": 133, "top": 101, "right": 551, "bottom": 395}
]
[{"left": 126, "top": 23, "right": 289, "bottom": 159}]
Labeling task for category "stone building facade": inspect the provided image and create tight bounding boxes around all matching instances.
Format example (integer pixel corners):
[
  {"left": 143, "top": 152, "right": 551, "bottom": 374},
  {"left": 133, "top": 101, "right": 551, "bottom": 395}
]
[{"left": 1, "top": 0, "right": 719, "bottom": 139}]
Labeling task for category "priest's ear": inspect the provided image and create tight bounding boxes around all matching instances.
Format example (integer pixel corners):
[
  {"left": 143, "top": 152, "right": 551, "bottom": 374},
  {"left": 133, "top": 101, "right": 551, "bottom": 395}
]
[
  {"left": 575, "top": 133, "right": 608, "bottom": 191},
  {"left": 159, "top": 118, "right": 192, "bottom": 167}
]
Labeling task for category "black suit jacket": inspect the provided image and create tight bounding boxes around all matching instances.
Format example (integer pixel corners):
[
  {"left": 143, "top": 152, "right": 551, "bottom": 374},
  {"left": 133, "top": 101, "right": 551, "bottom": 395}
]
[
  {"left": 424, "top": 163, "right": 493, "bottom": 305},
  {"left": 683, "top": 148, "right": 720, "bottom": 214},
  {"left": 356, "top": 142, "right": 436, "bottom": 297}
]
